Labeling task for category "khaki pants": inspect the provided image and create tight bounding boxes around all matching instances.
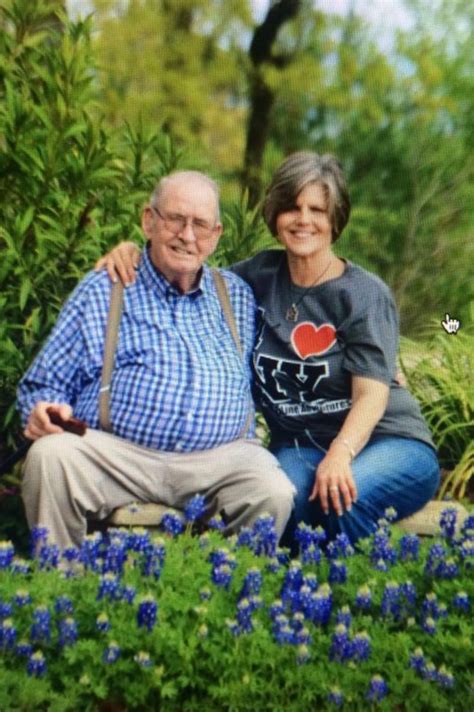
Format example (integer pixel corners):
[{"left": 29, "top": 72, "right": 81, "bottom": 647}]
[{"left": 22, "top": 430, "right": 295, "bottom": 549}]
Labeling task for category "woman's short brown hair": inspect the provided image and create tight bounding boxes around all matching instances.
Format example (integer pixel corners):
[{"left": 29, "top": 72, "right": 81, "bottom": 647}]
[{"left": 263, "top": 152, "right": 351, "bottom": 242}]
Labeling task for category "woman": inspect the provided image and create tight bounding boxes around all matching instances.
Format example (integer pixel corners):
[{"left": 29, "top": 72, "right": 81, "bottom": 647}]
[{"left": 96, "top": 152, "right": 440, "bottom": 544}]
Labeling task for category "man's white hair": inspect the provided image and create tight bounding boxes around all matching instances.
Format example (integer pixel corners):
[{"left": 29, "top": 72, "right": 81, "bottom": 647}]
[{"left": 150, "top": 170, "right": 221, "bottom": 222}]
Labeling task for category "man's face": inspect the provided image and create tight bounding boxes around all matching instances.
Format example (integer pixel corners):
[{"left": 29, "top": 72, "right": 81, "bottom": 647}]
[{"left": 142, "top": 176, "right": 222, "bottom": 290}]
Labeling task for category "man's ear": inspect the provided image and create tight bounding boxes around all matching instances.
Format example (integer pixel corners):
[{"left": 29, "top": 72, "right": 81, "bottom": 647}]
[{"left": 141, "top": 206, "right": 154, "bottom": 241}]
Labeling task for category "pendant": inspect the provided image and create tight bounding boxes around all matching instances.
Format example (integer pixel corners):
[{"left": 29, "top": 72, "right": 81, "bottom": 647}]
[{"left": 285, "top": 303, "right": 299, "bottom": 322}]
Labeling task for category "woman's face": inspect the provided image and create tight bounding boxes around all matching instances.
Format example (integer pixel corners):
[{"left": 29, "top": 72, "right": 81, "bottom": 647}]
[{"left": 275, "top": 182, "right": 333, "bottom": 260}]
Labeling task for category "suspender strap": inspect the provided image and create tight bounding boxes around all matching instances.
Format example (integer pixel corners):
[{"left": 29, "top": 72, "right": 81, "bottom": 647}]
[
  {"left": 212, "top": 269, "right": 253, "bottom": 439},
  {"left": 99, "top": 281, "right": 124, "bottom": 432},
  {"left": 98, "top": 271, "right": 253, "bottom": 439}
]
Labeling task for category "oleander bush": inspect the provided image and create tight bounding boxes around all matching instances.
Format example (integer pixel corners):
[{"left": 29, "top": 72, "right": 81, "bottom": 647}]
[{"left": 0, "top": 501, "right": 473, "bottom": 712}]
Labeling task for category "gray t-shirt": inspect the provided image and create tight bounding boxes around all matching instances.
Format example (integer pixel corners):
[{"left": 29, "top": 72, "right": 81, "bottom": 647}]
[{"left": 232, "top": 249, "right": 434, "bottom": 449}]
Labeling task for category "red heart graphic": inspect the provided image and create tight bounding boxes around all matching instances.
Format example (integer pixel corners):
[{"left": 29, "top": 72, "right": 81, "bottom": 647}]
[{"left": 291, "top": 322, "right": 337, "bottom": 359}]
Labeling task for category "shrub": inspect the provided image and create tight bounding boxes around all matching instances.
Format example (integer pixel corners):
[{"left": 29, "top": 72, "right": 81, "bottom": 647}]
[
  {"left": 401, "top": 329, "right": 474, "bottom": 500},
  {"left": 0, "top": 0, "right": 184, "bottom": 459},
  {"left": 0, "top": 509, "right": 473, "bottom": 711}
]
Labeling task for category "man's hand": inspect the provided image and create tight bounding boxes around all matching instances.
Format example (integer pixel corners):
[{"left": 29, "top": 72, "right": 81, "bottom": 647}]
[
  {"left": 95, "top": 241, "right": 140, "bottom": 287},
  {"left": 309, "top": 444, "right": 357, "bottom": 516},
  {"left": 24, "top": 402, "right": 74, "bottom": 440}
]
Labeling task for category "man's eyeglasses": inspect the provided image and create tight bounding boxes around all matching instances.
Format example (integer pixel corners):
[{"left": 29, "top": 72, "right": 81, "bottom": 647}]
[{"left": 151, "top": 206, "right": 217, "bottom": 240}]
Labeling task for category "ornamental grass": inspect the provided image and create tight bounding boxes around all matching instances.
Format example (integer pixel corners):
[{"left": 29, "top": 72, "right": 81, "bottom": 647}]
[{"left": 0, "top": 500, "right": 473, "bottom": 712}]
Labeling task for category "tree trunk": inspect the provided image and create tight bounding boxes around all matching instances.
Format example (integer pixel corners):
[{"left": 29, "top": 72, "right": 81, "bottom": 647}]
[{"left": 242, "top": 0, "right": 301, "bottom": 205}]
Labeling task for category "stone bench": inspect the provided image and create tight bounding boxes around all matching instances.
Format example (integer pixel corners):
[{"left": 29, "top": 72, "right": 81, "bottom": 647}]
[{"left": 105, "top": 499, "right": 469, "bottom": 537}]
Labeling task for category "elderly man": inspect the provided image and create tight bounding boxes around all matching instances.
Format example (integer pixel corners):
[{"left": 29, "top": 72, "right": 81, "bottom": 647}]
[{"left": 17, "top": 171, "right": 294, "bottom": 549}]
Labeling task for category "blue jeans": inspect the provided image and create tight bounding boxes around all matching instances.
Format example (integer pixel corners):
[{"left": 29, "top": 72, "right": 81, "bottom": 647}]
[{"left": 271, "top": 436, "right": 440, "bottom": 546}]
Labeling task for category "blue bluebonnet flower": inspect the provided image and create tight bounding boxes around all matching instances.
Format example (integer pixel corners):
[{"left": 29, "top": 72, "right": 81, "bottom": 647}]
[
  {"left": 137, "top": 594, "right": 158, "bottom": 632},
  {"left": 30, "top": 527, "right": 48, "bottom": 556},
  {"left": 329, "top": 624, "right": 352, "bottom": 662},
  {"left": 409, "top": 647, "right": 426, "bottom": 673},
  {"left": 301, "top": 543, "right": 322, "bottom": 565},
  {"left": 290, "top": 612, "right": 305, "bottom": 633},
  {"left": 30, "top": 606, "right": 51, "bottom": 643},
  {"left": 0, "top": 601, "right": 13, "bottom": 619},
  {"left": 351, "top": 631, "right": 371, "bottom": 661},
  {"left": 294, "top": 625, "right": 312, "bottom": 646},
  {"left": 370, "top": 528, "right": 397, "bottom": 567},
  {"left": 103, "top": 641, "right": 121, "bottom": 664},
  {"left": 208, "top": 548, "right": 234, "bottom": 567},
  {"left": 355, "top": 584, "right": 372, "bottom": 611},
  {"left": 97, "top": 573, "right": 121, "bottom": 601},
  {"left": 38, "top": 543, "right": 60, "bottom": 570},
  {"left": 304, "top": 573, "right": 318, "bottom": 591},
  {"left": 235, "top": 527, "right": 254, "bottom": 549},
  {"left": 326, "top": 533, "right": 354, "bottom": 560},
  {"left": 422, "top": 661, "right": 438, "bottom": 682},
  {"left": 79, "top": 532, "right": 103, "bottom": 570},
  {"left": 269, "top": 599, "right": 285, "bottom": 621},
  {"left": 15, "top": 640, "right": 33, "bottom": 657},
  {"left": 27, "top": 650, "right": 47, "bottom": 677},
  {"left": 436, "top": 557, "right": 459, "bottom": 580},
  {"left": 458, "top": 539, "right": 474, "bottom": 568},
  {"left": 0, "top": 618, "right": 17, "bottom": 650},
  {"left": 329, "top": 560, "right": 347, "bottom": 584},
  {"left": 134, "top": 651, "right": 153, "bottom": 668},
  {"left": 421, "top": 592, "right": 446, "bottom": 620},
  {"left": 236, "top": 598, "right": 254, "bottom": 633},
  {"left": 102, "top": 537, "right": 127, "bottom": 575},
  {"left": 58, "top": 616, "right": 78, "bottom": 648},
  {"left": 240, "top": 567, "right": 263, "bottom": 598},
  {"left": 199, "top": 587, "right": 212, "bottom": 602},
  {"left": 399, "top": 534, "right": 420, "bottom": 561},
  {"left": 10, "top": 558, "right": 31, "bottom": 575},
  {"left": 281, "top": 561, "right": 304, "bottom": 607},
  {"left": 327, "top": 686, "right": 344, "bottom": 707},
  {"left": 122, "top": 585, "right": 137, "bottom": 604},
  {"left": 381, "top": 581, "right": 401, "bottom": 619},
  {"left": 291, "top": 584, "right": 313, "bottom": 617},
  {"left": 55, "top": 595, "right": 74, "bottom": 616},
  {"left": 161, "top": 511, "right": 185, "bottom": 537},
  {"left": 296, "top": 643, "right": 310, "bottom": 664},
  {"left": 142, "top": 536, "right": 166, "bottom": 578},
  {"left": 96, "top": 613, "right": 111, "bottom": 633},
  {"left": 384, "top": 507, "right": 398, "bottom": 523},
  {"left": 276, "top": 547, "right": 291, "bottom": 566},
  {"left": 225, "top": 618, "right": 241, "bottom": 636},
  {"left": 452, "top": 590, "right": 470, "bottom": 611},
  {"left": 14, "top": 589, "right": 32, "bottom": 608},
  {"left": 62, "top": 547, "right": 80, "bottom": 563},
  {"left": 266, "top": 557, "right": 281, "bottom": 573},
  {"left": 310, "top": 583, "right": 332, "bottom": 626},
  {"left": 401, "top": 581, "right": 417, "bottom": 611},
  {"left": 440, "top": 507, "right": 457, "bottom": 540},
  {"left": 0, "top": 540, "right": 15, "bottom": 569},
  {"left": 184, "top": 494, "right": 206, "bottom": 523},
  {"left": 272, "top": 615, "right": 295, "bottom": 645},
  {"left": 366, "top": 675, "right": 388, "bottom": 702},
  {"left": 250, "top": 514, "right": 278, "bottom": 557},
  {"left": 126, "top": 528, "right": 151, "bottom": 553},
  {"left": 335, "top": 605, "right": 352, "bottom": 629},
  {"left": 208, "top": 514, "right": 226, "bottom": 531},
  {"left": 436, "top": 665, "right": 454, "bottom": 688},
  {"left": 421, "top": 616, "right": 437, "bottom": 635},
  {"left": 424, "top": 542, "right": 448, "bottom": 576},
  {"left": 211, "top": 563, "right": 233, "bottom": 589}
]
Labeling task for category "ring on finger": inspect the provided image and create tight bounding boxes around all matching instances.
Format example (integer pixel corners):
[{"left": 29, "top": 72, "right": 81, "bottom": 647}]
[{"left": 329, "top": 486, "right": 339, "bottom": 492}]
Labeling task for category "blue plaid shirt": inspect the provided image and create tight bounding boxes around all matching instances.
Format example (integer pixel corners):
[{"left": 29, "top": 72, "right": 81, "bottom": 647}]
[{"left": 17, "top": 248, "right": 257, "bottom": 451}]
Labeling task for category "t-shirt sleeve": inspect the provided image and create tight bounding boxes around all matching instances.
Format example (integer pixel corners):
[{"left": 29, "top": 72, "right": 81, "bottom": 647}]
[{"left": 341, "top": 285, "right": 399, "bottom": 384}]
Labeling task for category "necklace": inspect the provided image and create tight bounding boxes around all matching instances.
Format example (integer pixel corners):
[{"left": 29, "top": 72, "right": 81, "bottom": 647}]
[{"left": 285, "top": 256, "right": 334, "bottom": 322}]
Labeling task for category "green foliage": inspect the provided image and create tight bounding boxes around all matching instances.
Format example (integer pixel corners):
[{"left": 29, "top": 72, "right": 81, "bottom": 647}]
[
  {"left": 401, "top": 330, "right": 474, "bottom": 499},
  {"left": 0, "top": 521, "right": 473, "bottom": 711},
  {"left": 0, "top": 0, "right": 184, "bottom": 453}
]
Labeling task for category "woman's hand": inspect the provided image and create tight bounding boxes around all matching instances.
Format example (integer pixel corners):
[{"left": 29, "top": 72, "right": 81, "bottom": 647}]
[
  {"left": 95, "top": 241, "right": 141, "bottom": 286},
  {"left": 309, "top": 443, "right": 357, "bottom": 516}
]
